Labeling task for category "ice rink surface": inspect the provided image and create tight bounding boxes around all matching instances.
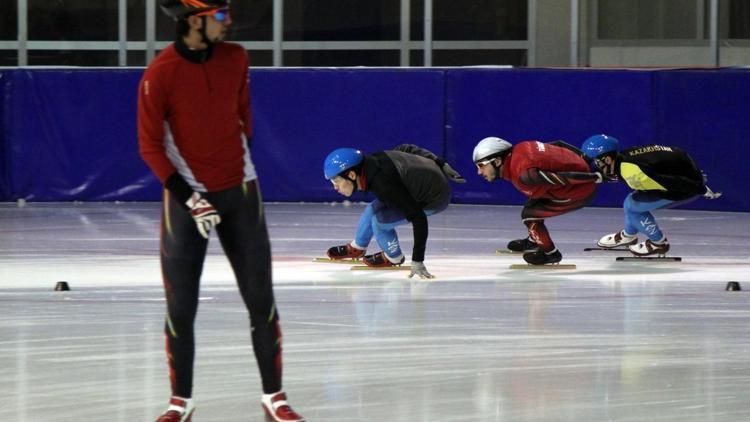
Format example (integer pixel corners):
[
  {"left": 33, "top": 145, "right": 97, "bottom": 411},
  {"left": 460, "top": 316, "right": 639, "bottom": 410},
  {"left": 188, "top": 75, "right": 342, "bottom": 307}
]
[{"left": 1, "top": 202, "right": 749, "bottom": 422}]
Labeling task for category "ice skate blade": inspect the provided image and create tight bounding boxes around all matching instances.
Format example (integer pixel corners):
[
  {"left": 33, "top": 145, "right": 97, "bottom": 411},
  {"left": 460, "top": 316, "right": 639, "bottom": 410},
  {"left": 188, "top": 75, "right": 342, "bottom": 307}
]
[
  {"left": 350, "top": 265, "right": 411, "bottom": 271},
  {"left": 495, "top": 249, "right": 522, "bottom": 255},
  {"left": 313, "top": 257, "right": 362, "bottom": 264},
  {"left": 584, "top": 247, "right": 629, "bottom": 252},
  {"left": 509, "top": 263, "right": 577, "bottom": 270},
  {"left": 616, "top": 256, "right": 682, "bottom": 262}
]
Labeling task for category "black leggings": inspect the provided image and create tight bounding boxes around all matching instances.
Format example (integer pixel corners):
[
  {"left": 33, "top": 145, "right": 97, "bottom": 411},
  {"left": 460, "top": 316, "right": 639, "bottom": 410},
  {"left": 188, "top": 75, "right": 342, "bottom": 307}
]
[
  {"left": 520, "top": 188, "right": 596, "bottom": 252},
  {"left": 160, "top": 180, "right": 282, "bottom": 397}
]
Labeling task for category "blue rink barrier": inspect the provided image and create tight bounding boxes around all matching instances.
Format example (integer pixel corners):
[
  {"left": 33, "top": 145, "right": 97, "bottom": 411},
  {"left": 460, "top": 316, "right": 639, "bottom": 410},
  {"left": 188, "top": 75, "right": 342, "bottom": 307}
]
[
  {"left": 0, "top": 71, "right": 7, "bottom": 198},
  {"left": 0, "top": 67, "right": 747, "bottom": 211}
]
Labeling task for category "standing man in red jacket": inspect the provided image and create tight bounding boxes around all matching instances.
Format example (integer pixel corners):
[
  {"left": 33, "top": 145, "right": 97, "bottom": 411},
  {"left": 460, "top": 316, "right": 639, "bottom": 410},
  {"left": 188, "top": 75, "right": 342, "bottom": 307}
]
[
  {"left": 138, "top": 1, "right": 304, "bottom": 421},
  {"left": 473, "top": 137, "right": 600, "bottom": 265}
]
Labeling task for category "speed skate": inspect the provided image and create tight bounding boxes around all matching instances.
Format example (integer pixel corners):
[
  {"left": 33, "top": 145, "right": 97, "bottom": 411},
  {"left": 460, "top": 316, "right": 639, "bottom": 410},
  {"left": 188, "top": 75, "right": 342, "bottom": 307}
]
[
  {"left": 616, "top": 256, "right": 682, "bottom": 262},
  {"left": 494, "top": 249, "right": 522, "bottom": 255},
  {"left": 583, "top": 247, "right": 629, "bottom": 252}
]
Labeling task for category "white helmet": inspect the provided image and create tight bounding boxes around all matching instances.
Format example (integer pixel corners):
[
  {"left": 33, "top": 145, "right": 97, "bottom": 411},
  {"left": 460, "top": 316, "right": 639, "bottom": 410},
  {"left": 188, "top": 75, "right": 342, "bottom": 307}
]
[{"left": 472, "top": 137, "right": 512, "bottom": 163}]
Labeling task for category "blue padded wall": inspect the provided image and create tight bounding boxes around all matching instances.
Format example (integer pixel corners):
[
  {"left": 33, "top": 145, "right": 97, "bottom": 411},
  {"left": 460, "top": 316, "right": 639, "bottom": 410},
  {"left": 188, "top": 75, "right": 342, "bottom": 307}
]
[
  {"left": 251, "top": 69, "right": 445, "bottom": 202},
  {"left": 0, "top": 70, "right": 7, "bottom": 200},
  {"left": 653, "top": 69, "right": 749, "bottom": 212},
  {"left": 1, "top": 67, "right": 748, "bottom": 211},
  {"left": 6, "top": 69, "right": 154, "bottom": 201}
]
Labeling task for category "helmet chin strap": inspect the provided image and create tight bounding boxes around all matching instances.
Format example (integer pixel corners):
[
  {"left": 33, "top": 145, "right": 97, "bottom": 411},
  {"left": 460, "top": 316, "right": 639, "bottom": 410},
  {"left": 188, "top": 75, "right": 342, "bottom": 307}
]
[
  {"left": 493, "top": 158, "right": 503, "bottom": 180},
  {"left": 198, "top": 16, "right": 218, "bottom": 45},
  {"left": 345, "top": 174, "right": 358, "bottom": 193}
]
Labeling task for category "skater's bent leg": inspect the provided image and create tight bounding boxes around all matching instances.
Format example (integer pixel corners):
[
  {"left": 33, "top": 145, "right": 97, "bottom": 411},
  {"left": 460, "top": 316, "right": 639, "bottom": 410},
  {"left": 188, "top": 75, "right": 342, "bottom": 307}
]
[
  {"left": 353, "top": 202, "right": 376, "bottom": 249},
  {"left": 372, "top": 217, "right": 405, "bottom": 261},
  {"left": 523, "top": 218, "right": 555, "bottom": 252},
  {"left": 623, "top": 192, "right": 673, "bottom": 241}
]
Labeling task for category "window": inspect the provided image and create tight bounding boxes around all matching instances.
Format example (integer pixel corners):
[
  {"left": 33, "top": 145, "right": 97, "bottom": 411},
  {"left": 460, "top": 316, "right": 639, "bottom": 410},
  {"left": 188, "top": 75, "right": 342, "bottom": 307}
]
[
  {"left": 127, "top": 0, "right": 146, "bottom": 41},
  {"left": 29, "top": 0, "right": 118, "bottom": 41},
  {"left": 729, "top": 0, "right": 750, "bottom": 38},
  {"left": 284, "top": 0, "right": 400, "bottom": 41},
  {"left": 1, "top": 1, "right": 17, "bottom": 40},
  {"left": 4, "top": 0, "right": 533, "bottom": 67},
  {"left": 412, "top": 0, "right": 527, "bottom": 40},
  {"left": 27, "top": 51, "right": 119, "bottom": 66},
  {"left": 231, "top": 0, "right": 273, "bottom": 41},
  {"left": 597, "top": 0, "right": 707, "bottom": 40}
]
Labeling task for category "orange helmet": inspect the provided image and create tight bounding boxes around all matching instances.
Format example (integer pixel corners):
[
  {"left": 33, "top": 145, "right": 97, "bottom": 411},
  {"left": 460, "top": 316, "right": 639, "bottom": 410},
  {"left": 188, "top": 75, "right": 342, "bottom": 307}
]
[{"left": 159, "top": 0, "right": 229, "bottom": 20}]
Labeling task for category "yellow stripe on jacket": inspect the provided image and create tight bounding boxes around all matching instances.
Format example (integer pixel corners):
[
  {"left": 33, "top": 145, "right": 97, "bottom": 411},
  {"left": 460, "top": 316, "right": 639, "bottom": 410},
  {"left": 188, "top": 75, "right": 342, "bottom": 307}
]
[{"left": 620, "top": 162, "right": 667, "bottom": 191}]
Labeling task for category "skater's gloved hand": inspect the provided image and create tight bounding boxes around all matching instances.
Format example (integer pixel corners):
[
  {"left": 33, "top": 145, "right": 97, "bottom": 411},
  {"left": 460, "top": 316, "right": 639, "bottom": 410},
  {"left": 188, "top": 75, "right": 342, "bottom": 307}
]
[
  {"left": 440, "top": 162, "right": 466, "bottom": 184},
  {"left": 703, "top": 186, "right": 722, "bottom": 200},
  {"left": 408, "top": 261, "right": 435, "bottom": 279},
  {"left": 186, "top": 192, "right": 221, "bottom": 239},
  {"left": 596, "top": 171, "right": 618, "bottom": 183}
]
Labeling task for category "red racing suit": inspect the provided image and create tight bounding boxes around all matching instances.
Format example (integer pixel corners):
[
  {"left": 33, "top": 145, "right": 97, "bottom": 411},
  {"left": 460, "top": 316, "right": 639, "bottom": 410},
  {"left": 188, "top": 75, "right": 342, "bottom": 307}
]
[
  {"left": 137, "top": 39, "right": 282, "bottom": 398},
  {"left": 501, "top": 140, "right": 597, "bottom": 251},
  {"left": 138, "top": 42, "right": 254, "bottom": 192}
]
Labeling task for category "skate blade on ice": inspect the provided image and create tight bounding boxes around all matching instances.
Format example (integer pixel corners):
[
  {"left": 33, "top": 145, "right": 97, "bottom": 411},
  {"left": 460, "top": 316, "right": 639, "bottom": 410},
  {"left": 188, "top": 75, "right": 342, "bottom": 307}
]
[
  {"left": 350, "top": 265, "right": 412, "bottom": 271},
  {"left": 495, "top": 249, "right": 522, "bottom": 255},
  {"left": 616, "top": 256, "right": 682, "bottom": 262},
  {"left": 583, "top": 247, "right": 629, "bottom": 252},
  {"left": 313, "top": 257, "right": 363, "bottom": 264},
  {"left": 509, "top": 263, "right": 577, "bottom": 270}
]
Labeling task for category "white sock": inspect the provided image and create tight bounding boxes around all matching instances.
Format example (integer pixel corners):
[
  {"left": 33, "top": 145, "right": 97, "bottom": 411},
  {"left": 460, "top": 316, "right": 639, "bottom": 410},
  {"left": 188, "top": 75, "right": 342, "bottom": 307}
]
[{"left": 349, "top": 241, "right": 366, "bottom": 250}]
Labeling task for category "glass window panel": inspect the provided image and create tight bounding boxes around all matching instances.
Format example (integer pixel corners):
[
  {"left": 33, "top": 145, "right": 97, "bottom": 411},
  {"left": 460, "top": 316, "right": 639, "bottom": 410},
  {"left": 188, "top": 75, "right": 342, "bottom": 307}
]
[
  {"left": 729, "top": 0, "right": 750, "bottom": 38},
  {"left": 1, "top": 1, "right": 17, "bottom": 40},
  {"left": 127, "top": 50, "right": 146, "bottom": 66},
  {"left": 410, "top": 49, "right": 526, "bottom": 66},
  {"left": 231, "top": 0, "right": 273, "bottom": 41},
  {"left": 27, "top": 50, "right": 119, "bottom": 66},
  {"left": 284, "top": 0, "right": 400, "bottom": 41},
  {"left": 127, "top": 0, "right": 146, "bottom": 41},
  {"left": 248, "top": 50, "right": 272, "bottom": 67},
  {"left": 412, "top": 0, "right": 527, "bottom": 41},
  {"left": 29, "top": 0, "right": 118, "bottom": 41},
  {"left": 283, "top": 50, "right": 400, "bottom": 67},
  {"left": 0, "top": 51, "right": 18, "bottom": 66},
  {"left": 597, "top": 0, "right": 706, "bottom": 40}
]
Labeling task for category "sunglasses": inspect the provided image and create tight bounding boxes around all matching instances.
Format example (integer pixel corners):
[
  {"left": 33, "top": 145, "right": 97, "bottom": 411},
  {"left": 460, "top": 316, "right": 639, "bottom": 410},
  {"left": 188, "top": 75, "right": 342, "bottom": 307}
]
[
  {"left": 195, "top": 7, "right": 230, "bottom": 22},
  {"left": 475, "top": 158, "right": 498, "bottom": 169}
]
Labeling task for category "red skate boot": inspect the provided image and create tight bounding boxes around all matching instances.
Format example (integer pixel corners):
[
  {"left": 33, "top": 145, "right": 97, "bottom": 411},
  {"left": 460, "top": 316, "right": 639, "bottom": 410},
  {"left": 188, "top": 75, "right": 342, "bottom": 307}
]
[
  {"left": 363, "top": 251, "right": 405, "bottom": 267},
  {"left": 326, "top": 243, "right": 366, "bottom": 260},
  {"left": 155, "top": 397, "right": 194, "bottom": 422},
  {"left": 261, "top": 391, "right": 305, "bottom": 422}
]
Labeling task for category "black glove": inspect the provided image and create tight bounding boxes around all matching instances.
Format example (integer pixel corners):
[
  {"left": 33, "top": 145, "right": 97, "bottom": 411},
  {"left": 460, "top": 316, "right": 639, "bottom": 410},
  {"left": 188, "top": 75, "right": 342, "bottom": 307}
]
[
  {"left": 439, "top": 161, "right": 466, "bottom": 183},
  {"left": 597, "top": 171, "right": 619, "bottom": 183}
]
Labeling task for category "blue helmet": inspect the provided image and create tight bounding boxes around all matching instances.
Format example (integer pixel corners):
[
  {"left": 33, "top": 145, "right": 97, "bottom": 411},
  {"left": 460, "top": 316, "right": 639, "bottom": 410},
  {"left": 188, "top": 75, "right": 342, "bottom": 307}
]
[
  {"left": 581, "top": 134, "right": 619, "bottom": 159},
  {"left": 324, "top": 148, "right": 364, "bottom": 180}
]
